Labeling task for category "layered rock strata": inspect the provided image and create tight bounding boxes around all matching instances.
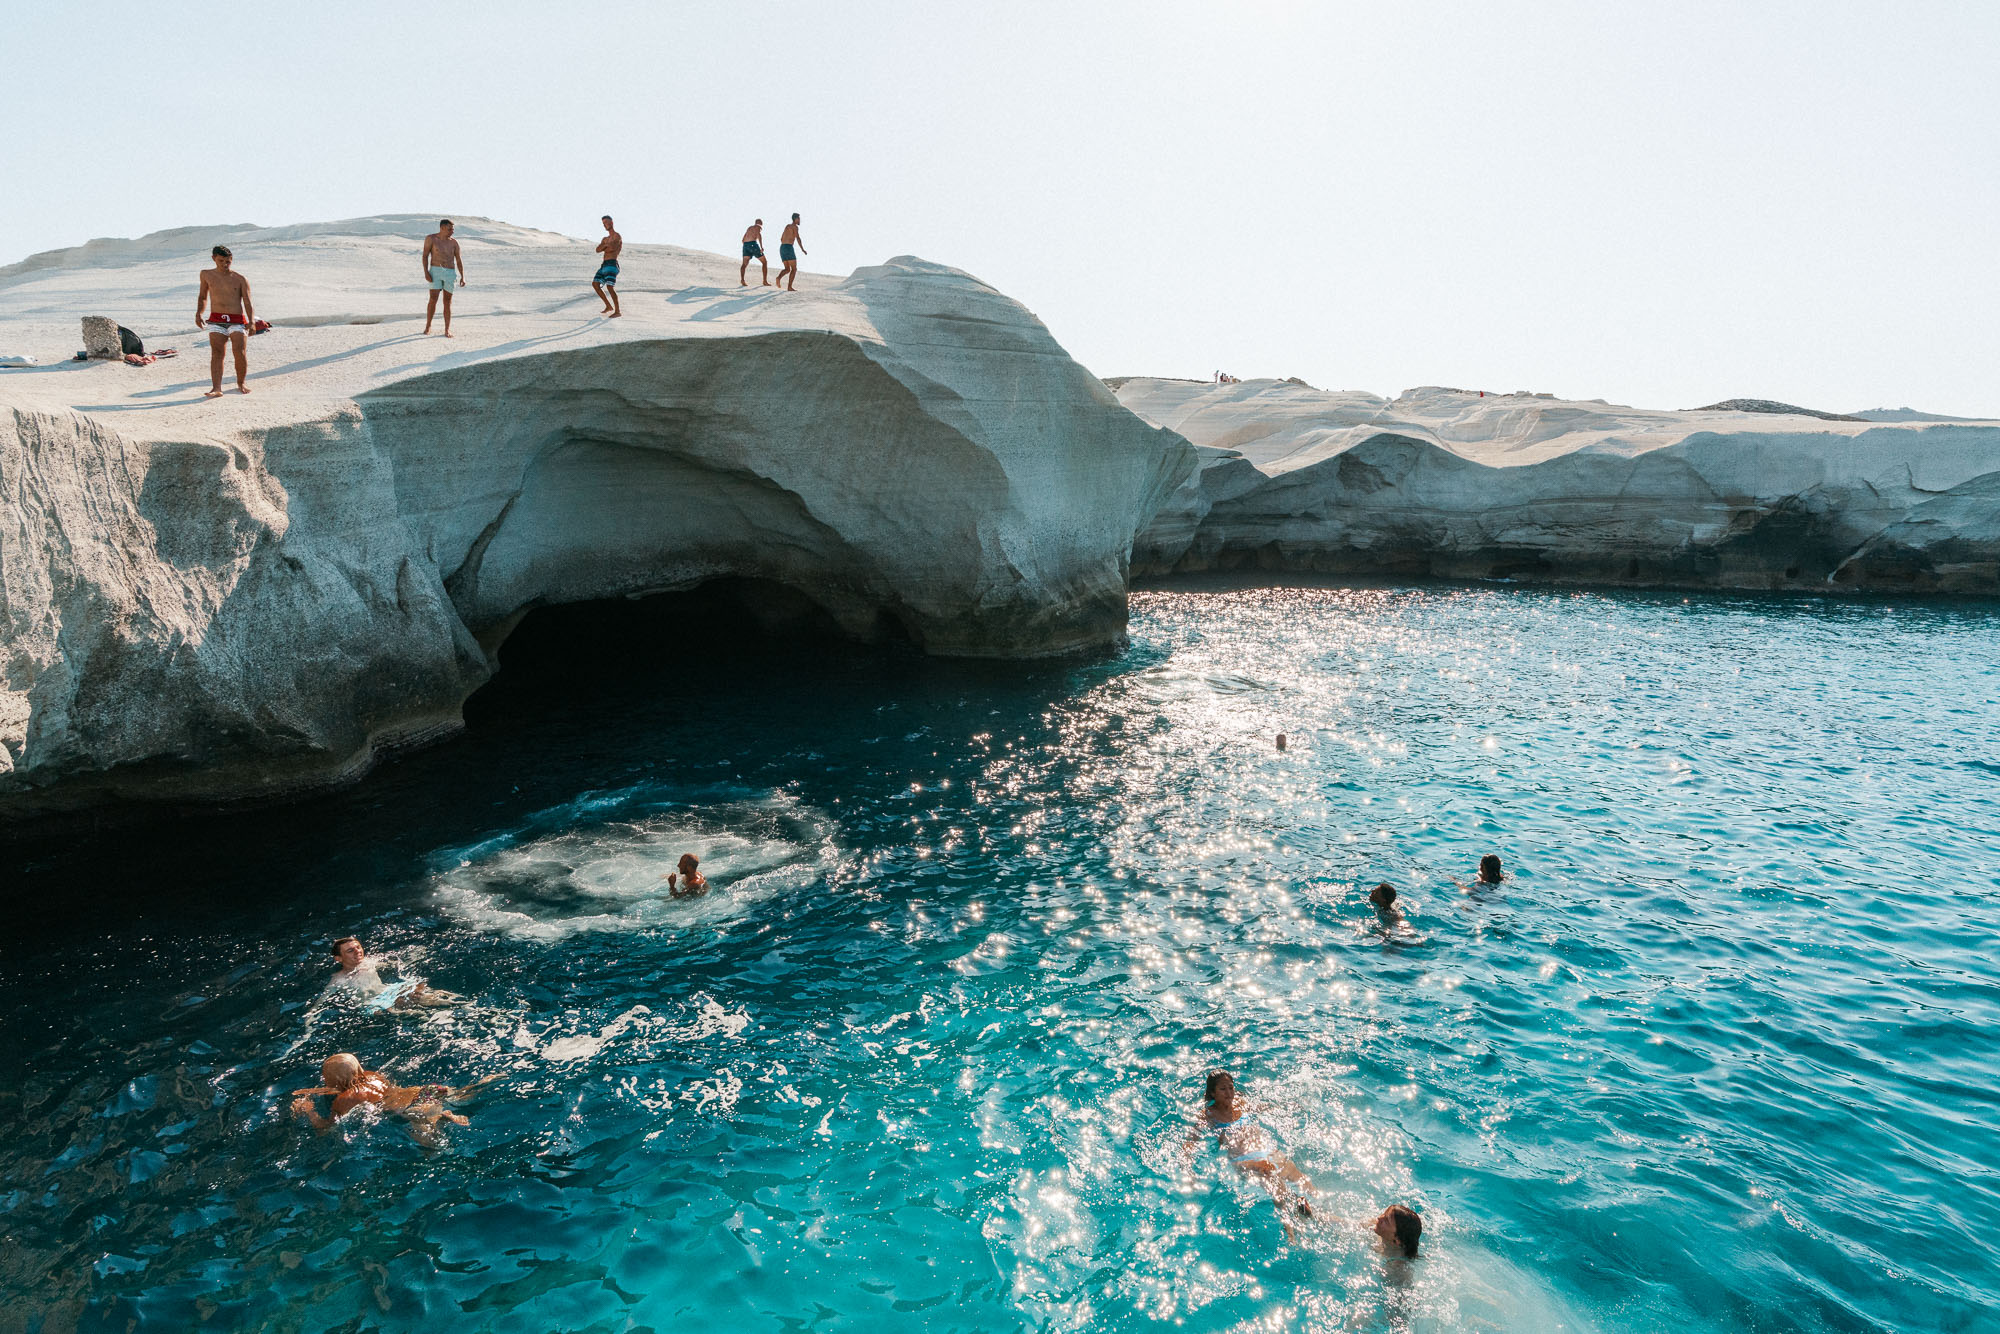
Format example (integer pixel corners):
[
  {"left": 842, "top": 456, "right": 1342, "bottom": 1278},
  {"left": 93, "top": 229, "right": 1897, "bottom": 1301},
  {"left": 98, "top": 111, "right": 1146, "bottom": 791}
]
[
  {"left": 0, "top": 217, "right": 1193, "bottom": 817},
  {"left": 1118, "top": 378, "right": 2000, "bottom": 593}
]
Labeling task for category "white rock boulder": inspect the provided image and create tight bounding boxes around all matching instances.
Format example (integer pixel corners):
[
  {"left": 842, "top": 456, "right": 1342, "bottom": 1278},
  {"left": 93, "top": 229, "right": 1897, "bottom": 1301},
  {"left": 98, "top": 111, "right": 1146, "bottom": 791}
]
[
  {"left": 0, "top": 217, "right": 1193, "bottom": 816},
  {"left": 1117, "top": 378, "right": 2000, "bottom": 592}
]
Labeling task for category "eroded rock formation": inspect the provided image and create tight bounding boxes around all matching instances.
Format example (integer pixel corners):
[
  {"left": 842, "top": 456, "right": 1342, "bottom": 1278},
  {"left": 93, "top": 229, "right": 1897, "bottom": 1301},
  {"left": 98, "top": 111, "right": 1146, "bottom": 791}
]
[
  {"left": 1120, "top": 379, "right": 2000, "bottom": 593},
  {"left": 0, "top": 218, "right": 1193, "bottom": 817}
]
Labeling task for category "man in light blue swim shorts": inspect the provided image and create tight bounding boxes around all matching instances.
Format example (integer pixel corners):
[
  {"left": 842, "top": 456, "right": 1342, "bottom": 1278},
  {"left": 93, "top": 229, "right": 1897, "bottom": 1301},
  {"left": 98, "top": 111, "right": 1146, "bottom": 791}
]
[
  {"left": 421, "top": 219, "right": 466, "bottom": 337},
  {"left": 593, "top": 214, "right": 622, "bottom": 317},
  {"left": 328, "top": 935, "right": 460, "bottom": 1011}
]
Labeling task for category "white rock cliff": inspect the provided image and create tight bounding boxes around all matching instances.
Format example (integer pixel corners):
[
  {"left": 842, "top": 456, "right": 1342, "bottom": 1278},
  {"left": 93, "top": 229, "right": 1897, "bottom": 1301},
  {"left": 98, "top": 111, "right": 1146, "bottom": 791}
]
[
  {"left": 0, "top": 217, "right": 1194, "bottom": 816},
  {"left": 1117, "top": 378, "right": 2000, "bottom": 592}
]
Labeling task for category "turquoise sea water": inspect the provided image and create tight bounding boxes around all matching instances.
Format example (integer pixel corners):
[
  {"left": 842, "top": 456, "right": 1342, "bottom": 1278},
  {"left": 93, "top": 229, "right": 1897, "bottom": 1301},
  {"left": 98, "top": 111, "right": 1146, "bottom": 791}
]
[{"left": 5, "top": 584, "right": 1999, "bottom": 1332}]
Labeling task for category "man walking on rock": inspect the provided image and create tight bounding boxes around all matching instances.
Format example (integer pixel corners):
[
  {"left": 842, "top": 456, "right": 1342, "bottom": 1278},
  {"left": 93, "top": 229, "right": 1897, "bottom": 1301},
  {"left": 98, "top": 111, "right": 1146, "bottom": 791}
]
[
  {"left": 195, "top": 244, "right": 255, "bottom": 396},
  {"left": 422, "top": 219, "right": 466, "bottom": 336},
  {"left": 740, "top": 219, "right": 769, "bottom": 286},
  {"left": 593, "top": 215, "right": 622, "bottom": 317},
  {"left": 776, "top": 213, "right": 806, "bottom": 291}
]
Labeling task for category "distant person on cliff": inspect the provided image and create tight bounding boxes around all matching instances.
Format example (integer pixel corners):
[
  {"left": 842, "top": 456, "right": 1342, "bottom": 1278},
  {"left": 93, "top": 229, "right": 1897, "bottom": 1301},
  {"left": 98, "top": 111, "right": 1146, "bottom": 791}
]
[
  {"left": 421, "top": 219, "right": 466, "bottom": 337},
  {"left": 290, "top": 1052, "right": 499, "bottom": 1146},
  {"left": 593, "top": 214, "right": 622, "bottom": 317},
  {"left": 327, "top": 936, "right": 461, "bottom": 1011},
  {"left": 1185, "top": 1070, "right": 1315, "bottom": 1241},
  {"left": 195, "top": 245, "right": 254, "bottom": 397},
  {"left": 666, "top": 853, "right": 709, "bottom": 898},
  {"left": 775, "top": 213, "right": 806, "bottom": 291},
  {"left": 740, "top": 219, "right": 770, "bottom": 286}
]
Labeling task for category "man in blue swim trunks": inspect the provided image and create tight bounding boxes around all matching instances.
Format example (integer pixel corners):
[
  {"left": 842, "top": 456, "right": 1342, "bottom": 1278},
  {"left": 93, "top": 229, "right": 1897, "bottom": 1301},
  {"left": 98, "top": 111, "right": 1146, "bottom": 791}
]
[
  {"left": 421, "top": 219, "right": 466, "bottom": 337},
  {"left": 740, "top": 219, "right": 770, "bottom": 287},
  {"left": 592, "top": 214, "right": 622, "bottom": 317},
  {"left": 328, "top": 935, "right": 460, "bottom": 1010},
  {"left": 776, "top": 213, "right": 806, "bottom": 291}
]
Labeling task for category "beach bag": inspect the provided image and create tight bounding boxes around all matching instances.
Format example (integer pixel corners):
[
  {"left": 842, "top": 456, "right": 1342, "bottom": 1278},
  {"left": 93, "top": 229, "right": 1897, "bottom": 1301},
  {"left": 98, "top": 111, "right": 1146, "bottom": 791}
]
[{"left": 118, "top": 325, "right": 144, "bottom": 356}]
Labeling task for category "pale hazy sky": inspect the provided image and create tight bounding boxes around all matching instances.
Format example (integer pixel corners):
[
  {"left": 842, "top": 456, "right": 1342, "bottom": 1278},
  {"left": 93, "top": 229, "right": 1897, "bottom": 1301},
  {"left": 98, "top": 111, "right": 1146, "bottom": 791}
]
[{"left": 5, "top": 2, "right": 1996, "bottom": 414}]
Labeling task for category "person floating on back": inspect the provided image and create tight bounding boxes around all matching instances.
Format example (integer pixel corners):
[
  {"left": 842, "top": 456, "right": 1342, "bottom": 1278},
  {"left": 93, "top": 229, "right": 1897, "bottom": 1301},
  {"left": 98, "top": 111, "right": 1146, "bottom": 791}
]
[
  {"left": 666, "top": 853, "right": 709, "bottom": 898},
  {"left": 195, "top": 245, "right": 254, "bottom": 396},
  {"left": 327, "top": 935, "right": 461, "bottom": 1011},
  {"left": 740, "top": 219, "right": 769, "bottom": 287},
  {"left": 1185, "top": 1069, "right": 1314, "bottom": 1241},
  {"left": 775, "top": 213, "right": 805, "bottom": 291},
  {"left": 593, "top": 214, "right": 622, "bottom": 317},
  {"left": 422, "top": 219, "right": 466, "bottom": 337},
  {"left": 289, "top": 1052, "right": 499, "bottom": 1147}
]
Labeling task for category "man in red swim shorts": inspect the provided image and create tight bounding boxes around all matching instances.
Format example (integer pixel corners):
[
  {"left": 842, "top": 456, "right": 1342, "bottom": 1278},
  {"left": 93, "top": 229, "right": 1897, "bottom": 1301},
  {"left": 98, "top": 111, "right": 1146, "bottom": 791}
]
[{"left": 195, "top": 244, "right": 256, "bottom": 396}]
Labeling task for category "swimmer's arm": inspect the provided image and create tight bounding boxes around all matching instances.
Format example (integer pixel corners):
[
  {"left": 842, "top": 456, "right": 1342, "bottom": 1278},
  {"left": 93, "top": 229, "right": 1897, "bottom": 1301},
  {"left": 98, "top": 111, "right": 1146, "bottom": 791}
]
[{"left": 290, "top": 1093, "right": 337, "bottom": 1132}]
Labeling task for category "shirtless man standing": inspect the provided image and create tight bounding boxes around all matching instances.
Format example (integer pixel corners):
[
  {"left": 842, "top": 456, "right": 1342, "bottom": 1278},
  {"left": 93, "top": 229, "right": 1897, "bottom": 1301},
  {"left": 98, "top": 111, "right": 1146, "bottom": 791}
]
[
  {"left": 592, "top": 214, "right": 623, "bottom": 317},
  {"left": 421, "top": 219, "right": 467, "bottom": 336},
  {"left": 290, "top": 1052, "right": 500, "bottom": 1147},
  {"left": 194, "top": 245, "right": 255, "bottom": 396},
  {"left": 775, "top": 213, "right": 806, "bottom": 291},
  {"left": 739, "top": 219, "right": 769, "bottom": 287}
]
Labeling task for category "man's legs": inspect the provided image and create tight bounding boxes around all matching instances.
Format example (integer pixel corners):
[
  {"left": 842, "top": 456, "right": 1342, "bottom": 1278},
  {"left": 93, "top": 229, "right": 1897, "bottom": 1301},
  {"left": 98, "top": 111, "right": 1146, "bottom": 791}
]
[
  {"left": 425, "top": 287, "right": 440, "bottom": 334},
  {"left": 441, "top": 290, "right": 453, "bottom": 337},
  {"left": 206, "top": 333, "right": 226, "bottom": 396},
  {"left": 784, "top": 261, "right": 798, "bottom": 291},
  {"left": 740, "top": 255, "right": 750, "bottom": 286},
  {"left": 230, "top": 333, "right": 249, "bottom": 392},
  {"left": 759, "top": 254, "right": 770, "bottom": 285},
  {"left": 606, "top": 283, "right": 620, "bottom": 317},
  {"left": 594, "top": 280, "right": 616, "bottom": 314}
]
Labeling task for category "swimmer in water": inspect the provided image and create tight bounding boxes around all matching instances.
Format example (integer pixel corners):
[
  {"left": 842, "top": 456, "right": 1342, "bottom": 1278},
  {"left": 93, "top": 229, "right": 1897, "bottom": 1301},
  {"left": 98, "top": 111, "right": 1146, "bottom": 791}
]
[
  {"left": 328, "top": 936, "right": 460, "bottom": 1011},
  {"left": 1477, "top": 854, "right": 1505, "bottom": 884},
  {"left": 1369, "top": 881, "right": 1403, "bottom": 924},
  {"left": 1275, "top": 732, "right": 1288, "bottom": 752},
  {"left": 289, "top": 1053, "right": 500, "bottom": 1146},
  {"left": 1185, "top": 1069, "right": 1314, "bottom": 1240},
  {"left": 666, "top": 853, "right": 709, "bottom": 898}
]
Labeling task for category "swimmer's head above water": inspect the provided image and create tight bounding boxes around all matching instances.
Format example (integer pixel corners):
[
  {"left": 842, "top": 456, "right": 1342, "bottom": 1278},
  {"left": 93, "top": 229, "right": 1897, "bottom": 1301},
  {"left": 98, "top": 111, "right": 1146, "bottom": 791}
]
[
  {"left": 1204, "top": 1070, "right": 1237, "bottom": 1109},
  {"left": 1369, "top": 882, "right": 1397, "bottom": 908},
  {"left": 1478, "top": 854, "right": 1504, "bottom": 884},
  {"left": 331, "top": 936, "right": 364, "bottom": 971},
  {"left": 320, "top": 1053, "right": 363, "bottom": 1090},
  {"left": 678, "top": 853, "right": 700, "bottom": 878},
  {"left": 1374, "top": 1204, "right": 1422, "bottom": 1257}
]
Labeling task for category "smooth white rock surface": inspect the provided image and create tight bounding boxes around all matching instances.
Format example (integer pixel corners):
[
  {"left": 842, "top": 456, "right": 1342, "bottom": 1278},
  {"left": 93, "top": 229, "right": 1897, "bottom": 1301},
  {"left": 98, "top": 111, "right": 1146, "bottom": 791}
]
[
  {"left": 0, "top": 216, "right": 1193, "bottom": 815},
  {"left": 1116, "top": 377, "right": 2000, "bottom": 592}
]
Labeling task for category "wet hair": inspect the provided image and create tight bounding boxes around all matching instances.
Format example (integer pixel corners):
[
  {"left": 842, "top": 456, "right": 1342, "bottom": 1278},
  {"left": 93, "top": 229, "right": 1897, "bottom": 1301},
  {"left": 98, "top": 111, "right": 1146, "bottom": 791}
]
[
  {"left": 1204, "top": 1070, "right": 1235, "bottom": 1104},
  {"left": 1370, "top": 882, "right": 1397, "bottom": 907},
  {"left": 1478, "top": 854, "right": 1504, "bottom": 882},
  {"left": 330, "top": 936, "right": 360, "bottom": 956},
  {"left": 678, "top": 853, "right": 700, "bottom": 874},
  {"left": 439, "top": 218, "right": 453, "bottom": 228},
  {"left": 1385, "top": 1204, "right": 1422, "bottom": 1256},
  {"left": 211, "top": 245, "right": 232, "bottom": 258}
]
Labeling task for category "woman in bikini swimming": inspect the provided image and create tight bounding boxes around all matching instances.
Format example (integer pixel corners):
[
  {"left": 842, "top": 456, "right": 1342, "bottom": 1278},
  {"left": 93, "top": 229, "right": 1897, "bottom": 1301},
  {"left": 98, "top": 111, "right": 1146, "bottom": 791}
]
[
  {"left": 290, "top": 1052, "right": 499, "bottom": 1147},
  {"left": 1186, "top": 1069, "right": 1316, "bottom": 1237}
]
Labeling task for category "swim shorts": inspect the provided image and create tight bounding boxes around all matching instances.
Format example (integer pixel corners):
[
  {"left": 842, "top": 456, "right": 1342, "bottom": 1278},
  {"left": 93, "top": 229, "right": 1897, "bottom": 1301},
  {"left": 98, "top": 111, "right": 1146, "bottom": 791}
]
[
  {"left": 428, "top": 265, "right": 458, "bottom": 292},
  {"left": 593, "top": 260, "right": 620, "bottom": 286},
  {"left": 742, "top": 241, "right": 763, "bottom": 258},
  {"left": 779, "top": 243, "right": 796, "bottom": 263},
  {"left": 367, "top": 979, "right": 417, "bottom": 1012},
  {"left": 200, "top": 312, "right": 250, "bottom": 336}
]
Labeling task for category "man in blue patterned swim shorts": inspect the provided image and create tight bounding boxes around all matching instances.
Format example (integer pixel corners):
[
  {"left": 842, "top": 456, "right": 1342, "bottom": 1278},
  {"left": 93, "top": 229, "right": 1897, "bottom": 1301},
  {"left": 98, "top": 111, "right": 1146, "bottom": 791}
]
[{"left": 593, "top": 214, "right": 622, "bottom": 317}]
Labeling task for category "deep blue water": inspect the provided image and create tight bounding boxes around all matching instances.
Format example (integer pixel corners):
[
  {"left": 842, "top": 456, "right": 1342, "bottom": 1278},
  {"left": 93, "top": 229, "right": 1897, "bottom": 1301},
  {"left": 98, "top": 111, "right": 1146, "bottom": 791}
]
[{"left": 5, "top": 584, "right": 1999, "bottom": 1333}]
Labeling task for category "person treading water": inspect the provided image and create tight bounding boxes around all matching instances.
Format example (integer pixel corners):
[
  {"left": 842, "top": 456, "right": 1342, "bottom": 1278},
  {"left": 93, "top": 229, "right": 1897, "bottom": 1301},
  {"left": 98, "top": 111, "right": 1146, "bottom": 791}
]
[
  {"left": 328, "top": 936, "right": 461, "bottom": 1011},
  {"left": 289, "top": 1053, "right": 500, "bottom": 1147},
  {"left": 665, "top": 853, "right": 709, "bottom": 898}
]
